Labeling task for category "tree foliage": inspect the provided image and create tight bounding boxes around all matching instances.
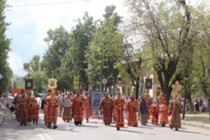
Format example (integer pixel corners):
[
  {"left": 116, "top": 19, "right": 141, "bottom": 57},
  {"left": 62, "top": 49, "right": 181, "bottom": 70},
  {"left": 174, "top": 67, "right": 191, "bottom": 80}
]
[
  {"left": 125, "top": 0, "right": 193, "bottom": 103},
  {"left": 28, "top": 55, "right": 47, "bottom": 92},
  {"left": 85, "top": 5, "right": 124, "bottom": 90},
  {"left": 0, "top": 0, "right": 12, "bottom": 93}
]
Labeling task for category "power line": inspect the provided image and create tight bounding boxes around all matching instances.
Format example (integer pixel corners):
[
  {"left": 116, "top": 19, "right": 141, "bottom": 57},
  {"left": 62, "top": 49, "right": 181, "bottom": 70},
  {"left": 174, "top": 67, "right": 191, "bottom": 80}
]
[{"left": 6, "top": 0, "right": 89, "bottom": 8}]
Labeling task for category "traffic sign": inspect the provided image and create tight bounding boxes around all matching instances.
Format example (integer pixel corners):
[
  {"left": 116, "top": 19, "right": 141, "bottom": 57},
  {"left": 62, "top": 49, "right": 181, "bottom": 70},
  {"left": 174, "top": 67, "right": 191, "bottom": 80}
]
[{"left": 102, "top": 78, "right": 107, "bottom": 84}]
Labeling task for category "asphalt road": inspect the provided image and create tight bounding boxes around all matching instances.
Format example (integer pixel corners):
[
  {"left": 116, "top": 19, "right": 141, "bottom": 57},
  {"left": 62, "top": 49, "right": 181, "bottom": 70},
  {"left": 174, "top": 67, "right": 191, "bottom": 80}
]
[{"left": 0, "top": 112, "right": 210, "bottom": 140}]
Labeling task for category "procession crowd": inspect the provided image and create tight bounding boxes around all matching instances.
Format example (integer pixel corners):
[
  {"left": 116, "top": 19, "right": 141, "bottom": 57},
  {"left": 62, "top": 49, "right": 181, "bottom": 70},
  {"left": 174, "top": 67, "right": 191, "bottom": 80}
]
[{"left": 1, "top": 89, "right": 181, "bottom": 131}]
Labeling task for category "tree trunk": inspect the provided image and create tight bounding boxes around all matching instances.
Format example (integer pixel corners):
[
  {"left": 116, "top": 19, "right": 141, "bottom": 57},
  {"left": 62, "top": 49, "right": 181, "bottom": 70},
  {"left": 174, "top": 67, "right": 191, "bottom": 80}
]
[
  {"left": 135, "top": 81, "right": 139, "bottom": 100},
  {"left": 208, "top": 98, "right": 210, "bottom": 121},
  {"left": 182, "top": 94, "right": 186, "bottom": 119}
]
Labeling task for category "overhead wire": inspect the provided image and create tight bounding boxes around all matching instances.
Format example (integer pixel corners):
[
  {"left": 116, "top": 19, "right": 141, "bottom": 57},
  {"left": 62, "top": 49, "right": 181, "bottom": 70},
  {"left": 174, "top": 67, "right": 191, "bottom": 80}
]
[{"left": 5, "top": 0, "right": 89, "bottom": 8}]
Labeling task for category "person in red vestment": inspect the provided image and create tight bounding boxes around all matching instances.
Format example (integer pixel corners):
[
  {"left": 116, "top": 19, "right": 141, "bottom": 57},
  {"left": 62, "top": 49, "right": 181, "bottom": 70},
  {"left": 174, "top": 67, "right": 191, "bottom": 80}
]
[
  {"left": 99, "top": 92, "right": 114, "bottom": 126},
  {"left": 84, "top": 92, "right": 92, "bottom": 123},
  {"left": 159, "top": 94, "right": 169, "bottom": 127},
  {"left": 45, "top": 89, "right": 59, "bottom": 129},
  {"left": 114, "top": 91, "right": 125, "bottom": 130},
  {"left": 32, "top": 98, "right": 39, "bottom": 125},
  {"left": 169, "top": 98, "right": 181, "bottom": 131},
  {"left": 150, "top": 99, "right": 159, "bottom": 125},
  {"left": 125, "top": 95, "right": 138, "bottom": 127},
  {"left": 18, "top": 90, "right": 29, "bottom": 126},
  {"left": 72, "top": 90, "right": 85, "bottom": 126},
  {"left": 44, "top": 90, "right": 51, "bottom": 125},
  {"left": 27, "top": 91, "right": 35, "bottom": 122}
]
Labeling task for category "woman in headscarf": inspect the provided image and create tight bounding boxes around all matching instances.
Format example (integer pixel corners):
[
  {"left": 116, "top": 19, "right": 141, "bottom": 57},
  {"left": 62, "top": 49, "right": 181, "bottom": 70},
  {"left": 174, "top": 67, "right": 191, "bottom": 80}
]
[{"left": 139, "top": 95, "right": 149, "bottom": 126}]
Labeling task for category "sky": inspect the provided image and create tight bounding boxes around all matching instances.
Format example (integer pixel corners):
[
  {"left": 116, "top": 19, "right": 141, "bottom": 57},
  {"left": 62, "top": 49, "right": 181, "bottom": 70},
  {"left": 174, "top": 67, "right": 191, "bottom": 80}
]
[
  {"left": 5, "top": 0, "right": 202, "bottom": 77},
  {"left": 5, "top": 0, "right": 127, "bottom": 77}
]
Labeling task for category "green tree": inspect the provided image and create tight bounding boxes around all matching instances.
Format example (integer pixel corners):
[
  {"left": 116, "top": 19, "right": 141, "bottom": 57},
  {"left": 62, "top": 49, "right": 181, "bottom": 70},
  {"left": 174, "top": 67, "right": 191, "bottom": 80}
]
[
  {"left": 126, "top": 0, "right": 192, "bottom": 104},
  {"left": 85, "top": 5, "right": 124, "bottom": 91},
  {"left": 30, "top": 55, "right": 41, "bottom": 72},
  {"left": 29, "top": 55, "right": 47, "bottom": 92},
  {"left": 65, "top": 12, "right": 95, "bottom": 90},
  {"left": 30, "top": 71, "right": 47, "bottom": 93},
  {"left": 194, "top": 9, "right": 210, "bottom": 120},
  {"left": 42, "top": 26, "right": 70, "bottom": 90},
  {"left": 0, "top": 0, "right": 12, "bottom": 93}
]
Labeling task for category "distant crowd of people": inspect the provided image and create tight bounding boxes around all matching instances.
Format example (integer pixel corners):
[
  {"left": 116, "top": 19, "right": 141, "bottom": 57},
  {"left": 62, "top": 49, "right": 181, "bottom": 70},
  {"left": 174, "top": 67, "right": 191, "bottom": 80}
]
[{"left": 0, "top": 89, "right": 183, "bottom": 131}]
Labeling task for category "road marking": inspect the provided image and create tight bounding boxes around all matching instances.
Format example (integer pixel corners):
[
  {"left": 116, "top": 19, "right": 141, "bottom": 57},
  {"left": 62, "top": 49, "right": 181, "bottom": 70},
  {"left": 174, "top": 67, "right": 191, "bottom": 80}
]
[
  {"left": 38, "top": 134, "right": 46, "bottom": 140},
  {"left": 38, "top": 133, "right": 53, "bottom": 140},
  {"left": 34, "top": 125, "right": 53, "bottom": 140}
]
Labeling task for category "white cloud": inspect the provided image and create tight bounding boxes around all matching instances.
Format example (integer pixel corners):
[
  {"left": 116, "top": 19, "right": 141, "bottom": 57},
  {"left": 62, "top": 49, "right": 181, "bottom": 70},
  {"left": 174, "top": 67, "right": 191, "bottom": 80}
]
[
  {"left": 8, "top": 51, "right": 27, "bottom": 76},
  {"left": 6, "top": 0, "right": 127, "bottom": 77}
]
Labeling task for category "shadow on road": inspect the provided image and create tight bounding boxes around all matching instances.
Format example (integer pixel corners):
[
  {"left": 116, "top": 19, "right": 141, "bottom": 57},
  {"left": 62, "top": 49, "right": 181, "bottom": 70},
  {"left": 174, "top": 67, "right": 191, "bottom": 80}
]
[
  {"left": 120, "top": 129, "right": 144, "bottom": 134},
  {"left": 175, "top": 129, "right": 209, "bottom": 136}
]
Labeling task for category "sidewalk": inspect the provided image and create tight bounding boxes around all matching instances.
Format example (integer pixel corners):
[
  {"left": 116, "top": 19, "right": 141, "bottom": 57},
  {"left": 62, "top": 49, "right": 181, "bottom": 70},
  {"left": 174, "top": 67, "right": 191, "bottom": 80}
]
[{"left": 182, "top": 114, "right": 210, "bottom": 130}]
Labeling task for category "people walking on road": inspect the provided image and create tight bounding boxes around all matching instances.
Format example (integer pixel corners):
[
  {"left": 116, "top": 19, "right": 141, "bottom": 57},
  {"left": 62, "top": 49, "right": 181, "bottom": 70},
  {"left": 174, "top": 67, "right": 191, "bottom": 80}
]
[
  {"left": 1, "top": 92, "right": 9, "bottom": 109},
  {"left": 12, "top": 93, "right": 21, "bottom": 122},
  {"left": 41, "top": 94, "right": 46, "bottom": 111},
  {"left": 114, "top": 91, "right": 125, "bottom": 130},
  {"left": 43, "top": 90, "right": 51, "bottom": 125},
  {"left": 139, "top": 95, "right": 149, "bottom": 126},
  {"left": 59, "top": 93, "right": 65, "bottom": 117},
  {"left": 159, "top": 94, "right": 169, "bottom": 127},
  {"left": 27, "top": 91, "right": 35, "bottom": 122},
  {"left": 0, "top": 93, "right": 9, "bottom": 115},
  {"left": 62, "top": 93, "right": 72, "bottom": 122},
  {"left": 99, "top": 92, "right": 114, "bottom": 126},
  {"left": 45, "top": 89, "right": 59, "bottom": 129},
  {"left": 84, "top": 92, "right": 92, "bottom": 123},
  {"left": 125, "top": 94, "right": 138, "bottom": 127},
  {"left": 144, "top": 93, "right": 152, "bottom": 121},
  {"left": 18, "top": 90, "right": 29, "bottom": 126},
  {"left": 72, "top": 90, "right": 84, "bottom": 126},
  {"left": 150, "top": 99, "right": 159, "bottom": 125},
  {"left": 32, "top": 98, "right": 39, "bottom": 125},
  {"left": 169, "top": 98, "right": 181, "bottom": 131}
]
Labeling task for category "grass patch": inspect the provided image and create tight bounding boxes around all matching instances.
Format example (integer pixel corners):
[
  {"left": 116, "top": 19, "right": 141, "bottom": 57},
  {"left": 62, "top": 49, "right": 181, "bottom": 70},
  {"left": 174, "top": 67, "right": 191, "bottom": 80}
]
[
  {"left": 184, "top": 117, "right": 210, "bottom": 124},
  {"left": 186, "top": 111, "right": 209, "bottom": 115}
]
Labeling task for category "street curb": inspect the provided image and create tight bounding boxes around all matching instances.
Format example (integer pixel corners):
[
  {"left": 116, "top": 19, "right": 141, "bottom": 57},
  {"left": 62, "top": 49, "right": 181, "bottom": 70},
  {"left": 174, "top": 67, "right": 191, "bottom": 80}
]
[{"left": 182, "top": 120, "right": 210, "bottom": 130}]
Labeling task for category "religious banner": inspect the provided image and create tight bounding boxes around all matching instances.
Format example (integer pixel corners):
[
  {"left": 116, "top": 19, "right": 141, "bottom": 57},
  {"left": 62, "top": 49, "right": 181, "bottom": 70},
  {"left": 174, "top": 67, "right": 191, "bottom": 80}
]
[
  {"left": 90, "top": 91, "right": 104, "bottom": 109},
  {"left": 73, "top": 75, "right": 80, "bottom": 90},
  {"left": 145, "top": 78, "right": 152, "bottom": 89},
  {"left": 48, "top": 78, "right": 57, "bottom": 90},
  {"left": 25, "top": 79, "right": 33, "bottom": 90},
  {"left": 23, "top": 63, "right": 30, "bottom": 70}
]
